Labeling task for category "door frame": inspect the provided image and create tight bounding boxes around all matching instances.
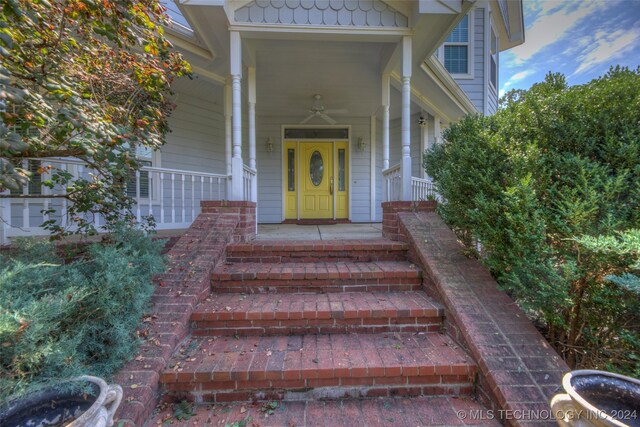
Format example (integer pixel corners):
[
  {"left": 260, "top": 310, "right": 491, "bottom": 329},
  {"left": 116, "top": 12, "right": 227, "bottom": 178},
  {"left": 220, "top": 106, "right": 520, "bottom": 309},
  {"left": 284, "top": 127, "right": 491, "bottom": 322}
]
[{"left": 280, "top": 125, "right": 352, "bottom": 222}]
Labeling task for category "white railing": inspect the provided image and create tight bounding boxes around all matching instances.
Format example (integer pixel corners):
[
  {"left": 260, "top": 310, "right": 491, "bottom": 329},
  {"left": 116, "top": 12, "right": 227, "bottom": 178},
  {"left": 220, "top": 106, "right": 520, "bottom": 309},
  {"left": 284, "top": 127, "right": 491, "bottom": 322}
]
[
  {"left": 0, "top": 158, "right": 227, "bottom": 243},
  {"left": 382, "top": 163, "right": 402, "bottom": 201},
  {"left": 243, "top": 164, "right": 257, "bottom": 202},
  {"left": 411, "top": 176, "right": 440, "bottom": 202}
]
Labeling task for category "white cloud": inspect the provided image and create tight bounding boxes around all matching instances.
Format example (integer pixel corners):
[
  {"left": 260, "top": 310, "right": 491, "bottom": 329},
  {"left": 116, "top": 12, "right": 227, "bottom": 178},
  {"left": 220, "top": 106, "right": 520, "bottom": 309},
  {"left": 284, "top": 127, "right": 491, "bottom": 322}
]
[
  {"left": 573, "top": 27, "right": 640, "bottom": 75},
  {"left": 507, "top": 0, "right": 609, "bottom": 65},
  {"left": 499, "top": 69, "right": 536, "bottom": 96}
]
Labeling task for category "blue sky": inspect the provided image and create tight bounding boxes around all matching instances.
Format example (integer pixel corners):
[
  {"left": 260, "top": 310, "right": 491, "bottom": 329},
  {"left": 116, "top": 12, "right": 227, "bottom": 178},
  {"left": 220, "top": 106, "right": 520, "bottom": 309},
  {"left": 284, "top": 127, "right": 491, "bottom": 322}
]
[{"left": 500, "top": 0, "right": 640, "bottom": 97}]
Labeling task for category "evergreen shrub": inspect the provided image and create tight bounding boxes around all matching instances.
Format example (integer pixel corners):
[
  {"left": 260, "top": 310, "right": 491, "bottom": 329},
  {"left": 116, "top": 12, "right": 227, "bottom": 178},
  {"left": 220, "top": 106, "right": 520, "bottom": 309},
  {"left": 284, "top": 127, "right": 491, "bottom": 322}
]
[
  {"left": 425, "top": 67, "right": 639, "bottom": 375},
  {"left": 0, "top": 226, "right": 165, "bottom": 399}
]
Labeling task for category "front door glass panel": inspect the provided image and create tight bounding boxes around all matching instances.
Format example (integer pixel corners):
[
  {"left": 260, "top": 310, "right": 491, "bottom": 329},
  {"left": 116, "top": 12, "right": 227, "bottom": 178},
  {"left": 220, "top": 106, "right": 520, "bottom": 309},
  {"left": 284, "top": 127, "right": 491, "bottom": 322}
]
[{"left": 310, "top": 151, "right": 323, "bottom": 186}]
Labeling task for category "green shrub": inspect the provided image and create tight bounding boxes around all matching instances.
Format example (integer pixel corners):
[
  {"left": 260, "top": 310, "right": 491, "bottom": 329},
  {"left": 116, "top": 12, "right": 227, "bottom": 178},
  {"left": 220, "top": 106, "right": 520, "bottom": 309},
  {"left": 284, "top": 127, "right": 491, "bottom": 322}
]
[
  {"left": 0, "top": 226, "right": 165, "bottom": 399},
  {"left": 425, "top": 67, "right": 640, "bottom": 375}
]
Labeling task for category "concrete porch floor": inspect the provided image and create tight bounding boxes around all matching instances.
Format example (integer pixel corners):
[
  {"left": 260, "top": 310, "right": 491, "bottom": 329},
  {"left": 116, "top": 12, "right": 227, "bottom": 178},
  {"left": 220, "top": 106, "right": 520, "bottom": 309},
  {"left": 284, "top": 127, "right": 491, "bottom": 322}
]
[{"left": 256, "top": 223, "right": 383, "bottom": 240}]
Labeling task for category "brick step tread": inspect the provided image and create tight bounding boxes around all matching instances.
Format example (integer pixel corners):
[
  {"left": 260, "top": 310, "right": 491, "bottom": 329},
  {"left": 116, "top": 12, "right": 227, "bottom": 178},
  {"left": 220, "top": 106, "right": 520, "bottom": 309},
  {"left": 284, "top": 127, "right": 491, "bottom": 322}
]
[
  {"left": 193, "top": 292, "right": 443, "bottom": 322},
  {"left": 146, "top": 396, "right": 499, "bottom": 426},
  {"left": 226, "top": 239, "right": 409, "bottom": 262},
  {"left": 212, "top": 261, "right": 422, "bottom": 282},
  {"left": 191, "top": 292, "right": 444, "bottom": 336},
  {"left": 161, "top": 332, "right": 475, "bottom": 386}
]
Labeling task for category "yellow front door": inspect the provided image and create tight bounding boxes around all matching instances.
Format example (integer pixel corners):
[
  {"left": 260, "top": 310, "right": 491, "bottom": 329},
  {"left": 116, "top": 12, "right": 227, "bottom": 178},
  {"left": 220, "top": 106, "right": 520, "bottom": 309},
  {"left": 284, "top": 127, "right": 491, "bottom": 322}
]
[
  {"left": 300, "top": 142, "right": 333, "bottom": 219},
  {"left": 283, "top": 140, "right": 349, "bottom": 220}
]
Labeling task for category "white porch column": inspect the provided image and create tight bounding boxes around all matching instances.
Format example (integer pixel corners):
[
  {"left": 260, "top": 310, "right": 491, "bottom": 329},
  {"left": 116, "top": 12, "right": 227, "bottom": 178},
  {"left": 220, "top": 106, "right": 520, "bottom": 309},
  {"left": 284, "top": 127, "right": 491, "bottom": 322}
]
[
  {"left": 248, "top": 67, "right": 257, "bottom": 203},
  {"left": 420, "top": 114, "right": 428, "bottom": 179},
  {"left": 230, "top": 31, "right": 244, "bottom": 201},
  {"left": 224, "top": 82, "right": 232, "bottom": 198},
  {"left": 401, "top": 36, "right": 412, "bottom": 201},
  {"left": 382, "top": 73, "right": 390, "bottom": 171}
]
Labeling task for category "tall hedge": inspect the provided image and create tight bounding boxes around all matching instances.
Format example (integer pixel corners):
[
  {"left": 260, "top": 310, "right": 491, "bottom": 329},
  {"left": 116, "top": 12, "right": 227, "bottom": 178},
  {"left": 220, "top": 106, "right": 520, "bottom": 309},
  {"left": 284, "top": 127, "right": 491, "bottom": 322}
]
[{"left": 425, "top": 67, "right": 640, "bottom": 375}]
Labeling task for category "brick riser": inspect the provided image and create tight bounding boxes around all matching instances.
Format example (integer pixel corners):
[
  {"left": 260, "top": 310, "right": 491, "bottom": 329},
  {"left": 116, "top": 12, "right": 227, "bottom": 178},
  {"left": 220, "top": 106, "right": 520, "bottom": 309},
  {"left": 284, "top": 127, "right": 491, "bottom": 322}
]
[
  {"left": 164, "top": 378, "right": 475, "bottom": 404},
  {"left": 225, "top": 240, "right": 409, "bottom": 263},
  {"left": 214, "top": 280, "right": 422, "bottom": 294},
  {"left": 191, "top": 318, "right": 443, "bottom": 336},
  {"left": 226, "top": 253, "right": 408, "bottom": 262},
  {"left": 211, "top": 261, "right": 422, "bottom": 294}
]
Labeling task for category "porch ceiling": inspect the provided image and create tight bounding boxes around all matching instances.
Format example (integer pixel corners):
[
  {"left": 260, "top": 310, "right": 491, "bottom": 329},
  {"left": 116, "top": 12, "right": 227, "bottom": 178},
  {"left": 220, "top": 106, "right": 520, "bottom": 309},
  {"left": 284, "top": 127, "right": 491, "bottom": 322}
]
[{"left": 251, "top": 39, "right": 398, "bottom": 120}]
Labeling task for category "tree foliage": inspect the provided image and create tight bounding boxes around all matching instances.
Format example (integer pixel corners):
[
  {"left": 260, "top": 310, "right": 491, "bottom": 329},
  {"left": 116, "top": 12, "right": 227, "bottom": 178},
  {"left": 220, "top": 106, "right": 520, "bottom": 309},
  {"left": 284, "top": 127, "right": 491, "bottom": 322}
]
[
  {"left": 0, "top": 0, "right": 191, "bottom": 236},
  {"left": 425, "top": 68, "right": 640, "bottom": 375}
]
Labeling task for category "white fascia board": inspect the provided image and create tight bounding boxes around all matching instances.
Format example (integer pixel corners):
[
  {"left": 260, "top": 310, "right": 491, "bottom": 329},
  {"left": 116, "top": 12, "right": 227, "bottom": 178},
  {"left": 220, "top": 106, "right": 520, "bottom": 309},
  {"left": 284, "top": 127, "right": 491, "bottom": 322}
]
[
  {"left": 389, "top": 71, "right": 452, "bottom": 123},
  {"left": 491, "top": 0, "right": 524, "bottom": 50},
  {"left": 229, "top": 24, "right": 411, "bottom": 40},
  {"left": 179, "top": 0, "right": 226, "bottom": 5},
  {"left": 191, "top": 65, "right": 227, "bottom": 85},
  {"left": 421, "top": 57, "right": 478, "bottom": 115},
  {"left": 165, "top": 30, "right": 214, "bottom": 60}
]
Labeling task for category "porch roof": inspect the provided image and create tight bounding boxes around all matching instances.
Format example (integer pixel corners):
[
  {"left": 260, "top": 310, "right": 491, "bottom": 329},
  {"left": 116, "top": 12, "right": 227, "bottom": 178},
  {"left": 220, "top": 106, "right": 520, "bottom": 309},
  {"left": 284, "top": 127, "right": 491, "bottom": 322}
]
[{"left": 167, "top": 0, "right": 485, "bottom": 122}]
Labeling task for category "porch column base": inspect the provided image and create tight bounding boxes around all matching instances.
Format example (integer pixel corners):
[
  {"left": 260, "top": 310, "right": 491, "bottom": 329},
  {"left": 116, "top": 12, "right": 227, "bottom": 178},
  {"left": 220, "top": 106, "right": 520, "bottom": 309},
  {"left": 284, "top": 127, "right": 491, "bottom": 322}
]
[
  {"left": 201, "top": 200, "right": 256, "bottom": 242},
  {"left": 381, "top": 201, "right": 437, "bottom": 241},
  {"left": 230, "top": 157, "right": 244, "bottom": 201}
]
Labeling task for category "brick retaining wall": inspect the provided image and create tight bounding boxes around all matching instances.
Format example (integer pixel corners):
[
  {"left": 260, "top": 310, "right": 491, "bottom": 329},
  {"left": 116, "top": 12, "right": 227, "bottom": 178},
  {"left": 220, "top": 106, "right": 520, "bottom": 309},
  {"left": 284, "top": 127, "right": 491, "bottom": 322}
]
[
  {"left": 113, "top": 201, "right": 256, "bottom": 426},
  {"left": 397, "top": 211, "right": 569, "bottom": 426}
]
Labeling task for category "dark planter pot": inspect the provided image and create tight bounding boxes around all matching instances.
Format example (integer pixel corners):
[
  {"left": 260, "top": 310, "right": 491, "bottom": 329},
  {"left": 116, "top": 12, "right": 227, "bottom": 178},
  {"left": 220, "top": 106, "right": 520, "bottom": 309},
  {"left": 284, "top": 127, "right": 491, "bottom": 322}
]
[
  {"left": 0, "top": 376, "right": 122, "bottom": 427},
  {"left": 551, "top": 370, "right": 640, "bottom": 427}
]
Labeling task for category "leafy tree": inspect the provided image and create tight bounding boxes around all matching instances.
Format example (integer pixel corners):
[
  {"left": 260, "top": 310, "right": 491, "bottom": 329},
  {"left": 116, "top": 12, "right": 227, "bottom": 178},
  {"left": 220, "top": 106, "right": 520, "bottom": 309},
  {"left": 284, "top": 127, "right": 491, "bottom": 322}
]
[
  {"left": 0, "top": 0, "right": 191, "bottom": 237},
  {"left": 425, "top": 68, "right": 640, "bottom": 375}
]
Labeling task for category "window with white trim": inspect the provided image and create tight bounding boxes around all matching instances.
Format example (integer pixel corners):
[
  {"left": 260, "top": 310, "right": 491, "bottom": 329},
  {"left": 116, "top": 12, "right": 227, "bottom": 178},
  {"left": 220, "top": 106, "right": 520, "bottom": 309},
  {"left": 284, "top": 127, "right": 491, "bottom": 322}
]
[
  {"left": 443, "top": 14, "right": 471, "bottom": 76},
  {"left": 126, "top": 145, "right": 158, "bottom": 199},
  {"left": 489, "top": 26, "right": 499, "bottom": 90}
]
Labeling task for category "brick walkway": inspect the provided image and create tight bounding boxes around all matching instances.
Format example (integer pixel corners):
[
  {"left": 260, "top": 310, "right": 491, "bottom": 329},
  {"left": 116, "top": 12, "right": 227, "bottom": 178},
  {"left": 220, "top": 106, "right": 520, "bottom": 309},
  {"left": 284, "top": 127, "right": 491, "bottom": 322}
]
[{"left": 145, "top": 396, "right": 500, "bottom": 426}]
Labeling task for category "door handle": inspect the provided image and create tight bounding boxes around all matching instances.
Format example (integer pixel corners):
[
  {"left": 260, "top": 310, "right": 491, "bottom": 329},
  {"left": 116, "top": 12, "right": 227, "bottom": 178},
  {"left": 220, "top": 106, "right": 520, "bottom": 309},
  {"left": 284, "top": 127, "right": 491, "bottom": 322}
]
[{"left": 330, "top": 176, "right": 334, "bottom": 195}]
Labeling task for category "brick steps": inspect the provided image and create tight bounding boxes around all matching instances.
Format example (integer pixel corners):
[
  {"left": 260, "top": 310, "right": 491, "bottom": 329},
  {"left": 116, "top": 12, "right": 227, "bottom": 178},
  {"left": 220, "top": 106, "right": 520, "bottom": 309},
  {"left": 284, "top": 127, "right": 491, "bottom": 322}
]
[
  {"left": 211, "top": 261, "right": 422, "bottom": 293},
  {"left": 160, "top": 332, "right": 476, "bottom": 403},
  {"left": 225, "top": 239, "right": 409, "bottom": 262},
  {"left": 191, "top": 292, "right": 444, "bottom": 336},
  {"left": 146, "top": 396, "right": 500, "bottom": 427}
]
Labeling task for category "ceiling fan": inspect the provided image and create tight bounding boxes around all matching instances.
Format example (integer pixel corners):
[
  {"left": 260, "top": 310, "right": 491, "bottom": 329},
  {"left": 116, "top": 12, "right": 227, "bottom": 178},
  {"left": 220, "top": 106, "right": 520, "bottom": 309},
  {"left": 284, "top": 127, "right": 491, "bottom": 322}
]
[{"left": 300, "top": 94, "right": 347, "bottom": 125}]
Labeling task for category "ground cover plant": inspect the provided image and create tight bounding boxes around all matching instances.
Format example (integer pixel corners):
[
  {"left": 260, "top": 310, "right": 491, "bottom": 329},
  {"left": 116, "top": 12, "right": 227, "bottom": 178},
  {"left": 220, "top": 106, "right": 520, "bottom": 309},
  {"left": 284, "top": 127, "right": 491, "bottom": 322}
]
[
  {"left": 425, "top": 67, "right": 640, "bottom": 376},
  {"left": 0, "top": 226, "right": 165, "bottom": 399}
]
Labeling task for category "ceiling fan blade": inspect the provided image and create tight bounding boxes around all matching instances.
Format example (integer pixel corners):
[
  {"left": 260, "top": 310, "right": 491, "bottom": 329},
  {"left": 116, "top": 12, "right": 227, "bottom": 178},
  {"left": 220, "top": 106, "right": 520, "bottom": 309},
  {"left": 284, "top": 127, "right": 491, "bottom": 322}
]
[
  {"left": 300, "top": 113, "right": 316, "bottom": 124},
  {"left": 325, "top": 109, "right": 348, "bottom": 114},
  {"left": 319, "top": 113, "right": 337, "bottom": 125}
]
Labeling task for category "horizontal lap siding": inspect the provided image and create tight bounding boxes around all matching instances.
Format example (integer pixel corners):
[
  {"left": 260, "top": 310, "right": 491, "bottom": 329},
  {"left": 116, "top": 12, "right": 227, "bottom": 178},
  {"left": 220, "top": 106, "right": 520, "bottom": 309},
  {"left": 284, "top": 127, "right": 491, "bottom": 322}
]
[{"left": 161, "top": 80, "right": 226, "bottom": 174}]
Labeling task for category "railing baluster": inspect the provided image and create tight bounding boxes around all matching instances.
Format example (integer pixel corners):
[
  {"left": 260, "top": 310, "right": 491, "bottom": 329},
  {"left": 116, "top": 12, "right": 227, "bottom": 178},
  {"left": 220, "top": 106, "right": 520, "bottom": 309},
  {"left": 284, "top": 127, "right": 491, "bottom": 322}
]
[
  {"left": 148, "top": 171, "right": 153, "bottom": 220},
  {"left": 21, "top": 160, "right": 29, "bottom": 229},
  {"left": 160, "top": 172, "right": 165, "bottom": 224},
  {"left": 135, "top": 170, "right": 141, "bottom": 222},
  {"left": 181, "top": 174, "right": 185, "bottom": 223},
  {"left": 171, "top": 173, "right": 175, "bottom": 223},
  {"left": 191, "top": 175, "right": 195, "bottom": 221},
  {"left": 200, "top": 176, "right": 204, "bottom": 206}
]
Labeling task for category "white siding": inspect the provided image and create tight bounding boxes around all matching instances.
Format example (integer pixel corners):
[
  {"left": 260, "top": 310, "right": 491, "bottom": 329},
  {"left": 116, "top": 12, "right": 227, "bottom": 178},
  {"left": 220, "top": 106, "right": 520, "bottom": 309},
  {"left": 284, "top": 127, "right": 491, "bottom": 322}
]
[
  {"left": 454, "top": 8, "right": 486, "bottom": 114},
  {"left": 161, "top": 78, "right": 226, "bottom": 174}
]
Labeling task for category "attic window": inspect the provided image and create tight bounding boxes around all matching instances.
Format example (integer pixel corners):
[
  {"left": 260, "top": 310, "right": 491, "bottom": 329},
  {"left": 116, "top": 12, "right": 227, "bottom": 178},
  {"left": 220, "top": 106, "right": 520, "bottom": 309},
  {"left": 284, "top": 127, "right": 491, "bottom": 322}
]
[
  {"left": 160, "top": 0, "right": 193, "bottom": 36},
  {"left": 443, "top": 14, "right": 472, "bottom": 77}
]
